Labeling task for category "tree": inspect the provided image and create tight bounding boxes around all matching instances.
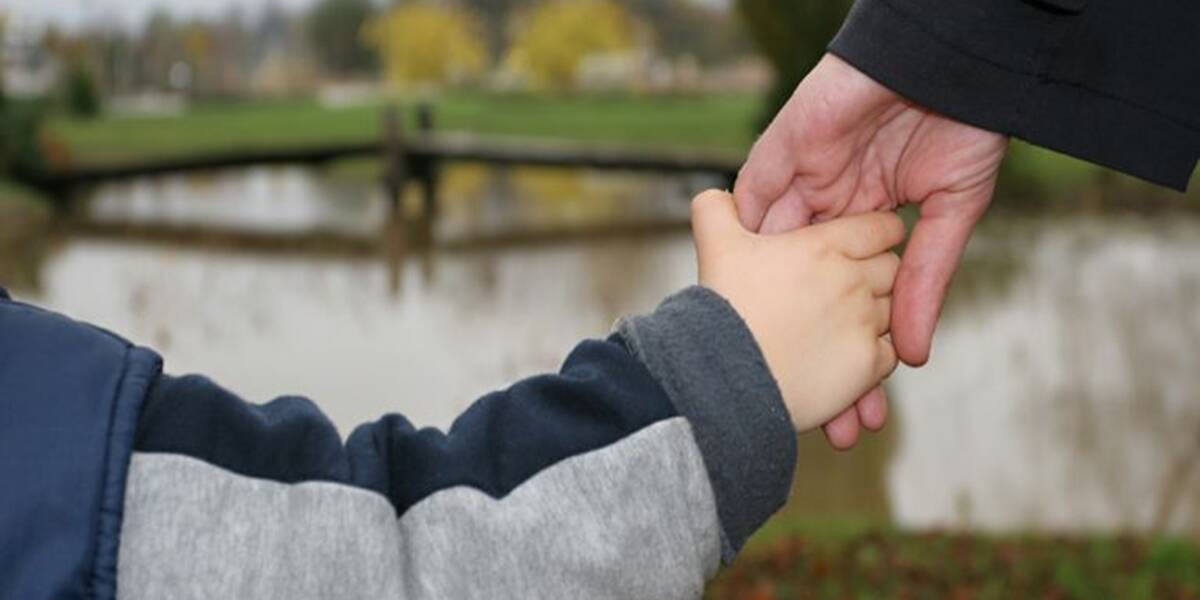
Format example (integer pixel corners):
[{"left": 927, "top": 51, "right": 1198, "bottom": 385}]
[
  {"left": 459, "top": 0, "right": 518, "bottom": 62},
  {"left": 41, "top": 27, "right": 104, "bottom": 118},
  {"left": 62, "top": 60, "right": 101, "bottom": 118},
  {"left": 736, "top": 0, "right": 853, "bottom": 128},
  {"left": 620, "top": 0, "right": 751, "bottom": 64},
  {"left": 363, "top": 4, "right": 487, "bottom": 88},
  {"left": 307, "top": 0, "right": 378, "bottom": 76},
  {"left": 0, "top": 14, "right": 47, "bottom": 178},
  {"left": 506, "top": 0, "right": 634, "bottom": 90}
]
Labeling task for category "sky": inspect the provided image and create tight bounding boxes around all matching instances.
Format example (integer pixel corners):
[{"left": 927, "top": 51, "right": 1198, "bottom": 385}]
[
  {"left": 3, "top": 0, "right": 321, "bottom": 31},
  {"left": 3, "top": 0, "right": 731, "bottom": 32}
]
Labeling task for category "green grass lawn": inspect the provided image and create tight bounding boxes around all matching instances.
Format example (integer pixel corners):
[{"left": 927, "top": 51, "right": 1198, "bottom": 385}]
[
  {"left": 46, "top": 92, "right": 762, "bottom": 168},
  {"left": 42, "top": 92, "right": 1193, "bottom": 204}
]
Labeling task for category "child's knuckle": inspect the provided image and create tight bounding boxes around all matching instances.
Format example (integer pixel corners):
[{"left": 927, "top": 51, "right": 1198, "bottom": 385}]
[
  {"left": 885, "top": 252, "right": 901, "bottom": 271},
  {"left": 808, "top": 238, "right": 834, "bottom": 261},
  {"left": 853, "top": 334, "right": 876, "bottom": 362},
  {"left": 878, "top": 342, "right": 899, "bottom": 375}
]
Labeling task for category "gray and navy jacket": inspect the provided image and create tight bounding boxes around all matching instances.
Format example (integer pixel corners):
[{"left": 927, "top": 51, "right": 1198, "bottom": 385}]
[{"left": 0, "top": 284, "right": 797, "bottom": 599}]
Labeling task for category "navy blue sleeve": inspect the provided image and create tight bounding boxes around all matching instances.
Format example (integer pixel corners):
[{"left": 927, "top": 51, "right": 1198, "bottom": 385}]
[
  {"left": 0, "top": 291, "right": 161, "bottom": 600},
  {"left": 135, "top": 336, "right": 679, "bottom": 516}
]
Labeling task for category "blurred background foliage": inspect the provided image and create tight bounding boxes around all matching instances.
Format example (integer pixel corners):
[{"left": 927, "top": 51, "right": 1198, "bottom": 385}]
[
  {"left": 363, "top": 4, "right": 487, "bottom": 87},
  {"left": 504, "top": 0, "right": 635, "bottom": 91},
  {"left": 307, "top": 0, "right": 378, "bottom": 76},
  {"left": 735, "top": 0, "right": 854, "bottom": 129}
]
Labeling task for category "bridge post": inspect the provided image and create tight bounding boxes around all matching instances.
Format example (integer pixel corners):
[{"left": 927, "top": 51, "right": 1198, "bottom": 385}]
[
  {"left": 415, "top": 102, "right": 440, "bottom": 219},
  {"left": 381, "top": 105, "right": 411, "bottom": 287},
  {"left": 382, "top": 106, "right": 408, "bottom": 218}
]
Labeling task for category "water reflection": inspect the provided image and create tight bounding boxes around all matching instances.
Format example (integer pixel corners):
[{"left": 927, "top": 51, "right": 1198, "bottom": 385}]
[
  {"left": 889, "top": 216, "right": 1200, "bottom": 534},
  {"left": 87, "top": 167, "right": 389, "bottom": 236},
  {"left": 83, "top": 163, "right": 699, "bottom": 240},
  {"left": 11, "top": 166, "right": 1200, "bottom": 535}
]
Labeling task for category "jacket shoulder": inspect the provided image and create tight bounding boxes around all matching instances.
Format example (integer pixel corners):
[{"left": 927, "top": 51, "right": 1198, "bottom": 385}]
[{"left": 0, "top": 295, "right": 161, "bottom": 600}]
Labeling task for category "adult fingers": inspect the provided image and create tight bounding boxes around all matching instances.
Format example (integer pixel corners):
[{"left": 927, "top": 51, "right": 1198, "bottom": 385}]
[
  {"left": 757, "top": 182, "right": 814, "bottom": 235},
  {"left": 891, "top": 196, "right": 989, "bottom": 366},
  {"left": 807, "top": 212, "right": 906, "bottom": 259},
  {"left": 856, "top": 386, "right": 889, "bottom": 432},
  {"left": 824, "top": 386, "right": 890, "bottom": 451},
  {"left": 823, "top": 405, "right": 861, "bottom": 451},
  {"left": 734, "top": 110, "right": 799, "bottom": 231}
]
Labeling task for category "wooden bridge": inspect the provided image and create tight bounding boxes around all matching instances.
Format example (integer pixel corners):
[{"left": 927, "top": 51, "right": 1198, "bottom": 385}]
[{"left": 24, "top": 106, "right": 744, "bottom": 213}]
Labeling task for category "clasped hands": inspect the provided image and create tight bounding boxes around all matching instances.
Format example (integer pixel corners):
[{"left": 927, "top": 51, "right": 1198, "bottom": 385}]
[{"left": 717, "top": 54, "right": 1008, "bottom": 448}]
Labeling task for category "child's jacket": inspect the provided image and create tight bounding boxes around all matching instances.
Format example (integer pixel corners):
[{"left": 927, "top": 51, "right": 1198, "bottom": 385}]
[{"left": 0, "top": 285, "right": 796, "bottom": 599}]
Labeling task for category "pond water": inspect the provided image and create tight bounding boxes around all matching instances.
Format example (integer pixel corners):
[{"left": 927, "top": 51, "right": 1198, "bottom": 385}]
[{"left": 12, "top": 165, "right": 1200, "bottom": 535}]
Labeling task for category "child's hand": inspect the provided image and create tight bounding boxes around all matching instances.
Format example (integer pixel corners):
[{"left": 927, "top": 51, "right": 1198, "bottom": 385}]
[{"left": 692, "top": 190, "right": 904, "bottom": 432}]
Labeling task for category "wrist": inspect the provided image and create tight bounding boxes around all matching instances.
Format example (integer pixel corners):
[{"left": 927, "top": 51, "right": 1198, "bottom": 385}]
[{"left": 616, "top": 286, "right": 796, "bottom": 562}]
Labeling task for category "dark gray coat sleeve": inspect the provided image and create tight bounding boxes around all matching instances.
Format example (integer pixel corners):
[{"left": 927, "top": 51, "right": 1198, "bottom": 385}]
[{"left": 829, "top": 0, "right": 1199, "bottom": 191}]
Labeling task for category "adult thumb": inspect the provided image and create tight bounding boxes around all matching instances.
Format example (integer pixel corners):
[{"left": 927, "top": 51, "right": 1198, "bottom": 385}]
[{"left": 891, "top": 199, "right": 987, "bottom": 366}]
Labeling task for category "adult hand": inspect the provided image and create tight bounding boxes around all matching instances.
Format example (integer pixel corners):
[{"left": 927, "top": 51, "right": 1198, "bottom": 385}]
[{"left": 735, "top": 54, "right": 1008, "bottom": 450}]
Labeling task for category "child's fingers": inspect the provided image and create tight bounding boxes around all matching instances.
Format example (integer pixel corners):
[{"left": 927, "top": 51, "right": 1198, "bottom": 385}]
[
  {"left": 810, "top": 212, "right": 906, "bottom": 259},
  {"left": 874, "top": 336, "right": 899, "bottom": 382},
  {"left": 874, "top": 297, "right": 892, "bottom": 336},
  {"left": 691, "top": 189, "right": 745, "bottom": 248},
  {"left": 862, "top": 252, "right": 901, "bottom": 297}
]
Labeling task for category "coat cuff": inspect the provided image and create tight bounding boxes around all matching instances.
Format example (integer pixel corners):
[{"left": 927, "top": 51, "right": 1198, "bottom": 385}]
[
  {"left": 829, "top": 0, "right": 1197, "bottom": 191},
  {"left": 616, "top": 286, "right": 796, "bottom": 563}
]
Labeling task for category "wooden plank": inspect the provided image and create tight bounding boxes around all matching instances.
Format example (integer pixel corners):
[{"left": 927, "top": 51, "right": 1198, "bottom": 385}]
[
  {"left": 410, "top": 134, "right": 741, "bottom": 175},
  {"left": 35, "top": 142, "right": 380, "bottom": 187},
  {"left": 29, "top": 133, "right": 742, "bottom": 190}
]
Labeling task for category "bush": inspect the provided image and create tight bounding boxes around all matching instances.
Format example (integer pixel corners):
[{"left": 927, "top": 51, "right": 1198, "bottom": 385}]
[
  {"left": 62, "top": 61, "right": 101, "bottom": 119},
  {"left": 0, "top": 99, "right": 46, "bottom": 177},
  {"left": 0, "top": 179, "right": 52, "bottom": 291},
  {"left": 307, "top": 0, "right": 379, "bottom": 76}
]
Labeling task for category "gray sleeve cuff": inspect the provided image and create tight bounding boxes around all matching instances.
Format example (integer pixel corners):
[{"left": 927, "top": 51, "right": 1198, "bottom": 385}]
[{"left": 616, "top": 286, "right": 797, "bottom": 563}]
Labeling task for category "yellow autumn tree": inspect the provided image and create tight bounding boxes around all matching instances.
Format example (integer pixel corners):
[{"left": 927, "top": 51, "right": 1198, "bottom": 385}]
[
  {"left": 506, "top": 0, "right": 634, "bottom": 90},
  {"left": 363, "top": 4, "right": 487, "bottom": 88}
]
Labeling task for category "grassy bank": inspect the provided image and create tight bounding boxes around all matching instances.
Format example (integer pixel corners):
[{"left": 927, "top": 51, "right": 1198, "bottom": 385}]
[
  {"left": 42, "top": 92, "right": 1195, "bottom": 206},
  {"left": 711, "top": 515, "right": 1200, "bottom": 600},
  {"left": 0, "top": 179, "right": 52, "bottom": 290},
  {"left": 46, "top": 92, "right": 761, "bottom": 168},
  {"left": 0, "top": 178, "right": 47, "bottom": 206}
]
